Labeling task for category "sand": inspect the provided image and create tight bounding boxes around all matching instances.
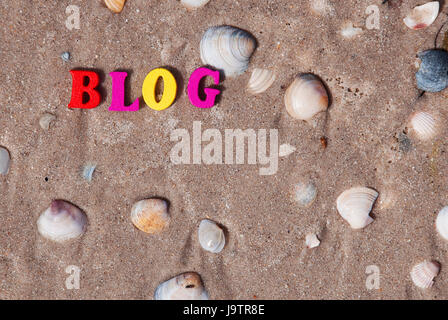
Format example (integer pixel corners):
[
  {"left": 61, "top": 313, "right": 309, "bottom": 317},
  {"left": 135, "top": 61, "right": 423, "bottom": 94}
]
[{"left": 0, "top": 0, "right": 447, "bottom": 299}]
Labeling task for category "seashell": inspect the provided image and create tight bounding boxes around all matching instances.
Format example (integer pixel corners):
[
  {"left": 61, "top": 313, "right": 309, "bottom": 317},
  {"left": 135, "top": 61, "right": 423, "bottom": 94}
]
[
  {"left": 416, "top": 49, "right": 448, "bottom": 92},
  {"left": 284, "top": 74, "right": 329, "bottom": 121},
  {"left": 198, "top": 219, "right": 225, "bottom": 253},
  {"left": 104, "top": 0, "right": 126, "bottom": 13},
  {"left": 131, "top": 198, "right": 169, "bottom": 234},
  {"left": 409, "top": 111, "right": 438, "bottom": 141},
  {"left": 410, "top": 260, "right": 440, "bottom": 289},
  {"left": 82, "top": 163, "right": 96, "bottom": 182},
  {"left": 336, "top": 187, "right": 378, "bottom": 229},
  {"left": 39, "top": 112, "right": 56, "bottom": 130},
  {"left": 435, "top": 206, "right": 448, "bottom": 241},
  {"left": 293, "top": 181, "right": 318, "bottom": 207},
  {"left": 403, "top": 2, "right": 439, "bottom": 30},
  {"left": 0, "top": 147, "right": 10, "bottom": 175},
  {"left": 247, "top": 68, "right": 276, "bottom": 94},
  {"left": 200, "top": 25, "right": 257, "bottom": 77},
  {"left": 340, "top": 22, "right": 363, "bottom": 38},
  {"left": 181, "top": 0, "right": 210, "bottom": 9},
  {"left": 305, "top": 233, "right": 320, "bottom": 248},
  {"left": 37, "top": 200, "right": 87, "bottom": 242},
  {"left": 279, "top": 143, "right": 296, "bottom": 157},
  {"left": 154, "top": 272, "right": 209, "bottom": 300}
]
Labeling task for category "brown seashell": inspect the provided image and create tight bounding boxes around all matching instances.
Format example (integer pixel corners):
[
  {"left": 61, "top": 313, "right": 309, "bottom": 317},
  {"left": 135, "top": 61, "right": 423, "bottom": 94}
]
[
  {"left": 131, "top": 198, "right": 170, "bottom": 234},
  {"left": 104, "top": 0, "right": 126, "bottom": 13}
]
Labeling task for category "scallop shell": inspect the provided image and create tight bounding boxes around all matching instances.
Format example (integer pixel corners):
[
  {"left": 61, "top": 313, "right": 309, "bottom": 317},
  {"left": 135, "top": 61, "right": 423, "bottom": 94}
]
[
  {"left": 37, "top": 200, "right": 87, "bottom": 242},
  {"left": 284, "top": 74, "right": 329, "bottom": 121},
  {"left": 305, "top": 233, "right": 320, "bottom": 248},
  {"left": 198, "top": 219, "right": 225, "bottom": 253},
  {"left": 403, "top": 2, "right": 439, "bottom": 30},
  {"left": 293, "top": 181, "right": 318, "bottom": 208},
  {"left": 336, "top": 187, "right": 378, "bottom": 229},
  {"left": 104, "top": 0, "right": 126, "bottom": 13},
  {"left": 410, "top": 260, "right": 440, "bottom": 289},
  {"left": 181, "top": 0, "right": 210, "bottom": 9},
  {"left": 409, "top": 111, "right": 438, "bottom": 141},
  {"left": 0, "top": 147, "right": 10, "bottom": 175},
  {"left": 436, "top": 206, "right": 448, "bottom": 241},
  {"left": 200, "top": 25, "right": 257, "bottom": 77},
  {"left": 416, "top": 49, "right": 448, "bottom": 92},
  {"left": 154, "top": 272, "right": 209, "bottom": 300},
  {"left": 39, "top": 112, "right": 56, "bottom": 130},
  {"left": 131, "top": 198, "right": 169, "bottom": 234},
  {"left": 247, "top": 68, "right": 276, "bottom": 94}
]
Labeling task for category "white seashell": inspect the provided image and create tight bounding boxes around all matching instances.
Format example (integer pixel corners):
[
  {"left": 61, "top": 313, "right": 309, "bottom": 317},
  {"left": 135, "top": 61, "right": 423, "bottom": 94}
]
[
  {"left": 0, "top": 147, "right": 10, "bottom": 175},
  {"left": 82, "top": 163, "right": 96, "bottom": 182},
  {"left": 131, "top": 198, "right": 170, "bottom": 234},
  {"left": 435, "top": 206, "right": 448, "bottom": 241},
  {"left": 410, "top": 260, "right": 440, "bottom": 289},
  {"left": 181, "top": 0, "right": 210, "bottom": 9},
  {"left": 305, "top": 233, "right": 320, "bottom": 248},
  {"left": 404, "top": 2, "right": 439, "bottom": 30},
  {"left": 200, "top": 25, "right": 257, "bottom": 77},
  {"left": 39, "top": 112, "right": 56, "bottom": 130},
  {"left": 340, "top": 22, "right": 363, "bottom": 38},
  {"left": 409, "top": 111, "right": 438, "bottom": 141},
  {"left": 279, "top": 143, "right": 296, "bottom": 157},
  {"left": 284, "top": 74, "right": 329, "bottom": 121},
  {"left": 154, "top": 272, "right": 209, "bottom": 300},
  {"left": 336, "top": 187, "right": 378, "bottom": 229},
  {"left": 247, "top": 68, "right": 276, "bottom": 94},
  {"left": 37, "top": 200, "right": 87, "bottom": 242},
  {"left": 198, "top": 219, "right": 225, "bottom": 253},
  {"left": 293, "top": 181, "right": 318, "bottom": 207}
]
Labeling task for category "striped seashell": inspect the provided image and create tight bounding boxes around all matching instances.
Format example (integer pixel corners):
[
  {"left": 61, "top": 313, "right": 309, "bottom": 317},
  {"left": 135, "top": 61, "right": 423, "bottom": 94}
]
[
  {"left": 104, "top": 0, "right": 126, "bottom": 13},
  {"left": 409, "top": 111, "right": 438, "bottom": 141},
  {"left": 336, "top": 187, "right": 378, "bottom": 229},
  {"left": 247, "top": 68, "right": 276, "bottom": 94},
  {"left": 410, "top": 260, "right": 440, "bottom": 289},
  {"left": 131, "top": 198, "right": 170, "bottom": 234}
]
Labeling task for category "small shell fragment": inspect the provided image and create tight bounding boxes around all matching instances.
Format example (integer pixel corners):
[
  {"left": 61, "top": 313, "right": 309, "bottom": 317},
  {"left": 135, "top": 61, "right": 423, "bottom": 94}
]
[
  {"left": 61, "top": 52, "right": 70, "bottom": 62},
  {"left": 336, "top": 187, "right": 378, "bottom": 229},
  {"left": 0, "top": 147, "right": 10, "bottom": 175},
  {"left": 410, "top": 260, "right": 440, "bottom": 289},
  {"left": 436, "top": 206, "right": 448, "bottom": 241},
  {"left": 293, "top": 181, "right": 318, "bottom": 207},
  {"left": 131, "top": 198, "right": 169, "bottom": 234},
  {"left": 181, "top": 0, "right": 210, "bottom": 9},
  {"left": 37, "top": 200, "right": 87, "bottom": 242},
  {"left": 305, "top": 233, "right": 320, "bottom": 248},
  {"left": 409, "top": 111, "right": 438, "bottom": 141},
  {"left": 247, "top": 68, "right": 276, "bottom": 94},
  {"left": 82, "top": 163, "right": 96, "bottom": 182},
  {"left": 416, "top": 49, "right": 448, "bottom": 92},
  {"left": 104, "top": 0, "right": 126, "bottom": 13},
  {"left": 279, "top": 143, "right": 296, "bottom": 157},
  {"left": 154, "top": 272, "right": 209, "bottom": 300},
  {"left": 39, "top": 112, "right": 56, "bottom": 130},
  {"left": 198, "top": 219, "right": 225, "bottom": 253},
  {"left": 340, "top": 22, "right": 363, "bottom": 38},
  {"left": 403, "top": 2, "right": 439, "bottom": 30}
]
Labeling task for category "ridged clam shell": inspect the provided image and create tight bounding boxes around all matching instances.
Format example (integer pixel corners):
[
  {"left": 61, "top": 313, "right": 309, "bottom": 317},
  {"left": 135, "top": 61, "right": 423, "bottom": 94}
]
[
  {"left": 403, "top": 2, "right": 439, "bottom": 30},
  {"left": 0, "top": 147, "right": 10, "bottom": 175},
  {"left": 247, "top": 68, "right": 276, "bottom": 94},
  {"left": 200, "top": 25, "right": 257, "bottom": 77},
  {"left": 305, "top": 233, "right": 320, "bottom": 248},
  {"left": 409, "top": 111, "right": 437, "bottom": 141},
  {"left": 37, "top": 200, "right": 87, "bottom": 242},
  {"left": 293, "top": 181, "right": 317, "bottom": 208},
  {"left": 284, "top": 74, "right": 329, "bottom": 121},
  {"left": 410, "top": 260, "right": 440, "bottom": 289},
  {"left": 336, "top": 187, "right": 378, "bottom": 229},
  {"left": 154, "top": 272, "right": 209, "bottom": 300},
  {"left": 131, "top": 198, "right": 169, "bottom": 234},
  {"left": 104, "top": 0, "right": 126, "bottom": 13},
  {"left": 436, "top": 206, "right": 448, "bottom": 241},
  {"left": 181, "top": 0, "right": 210, "bottom": 9},
  {"left": 416, "top": 49, "right": 448, "bottom": 92},
  {"left": 198, "top": 219, "right": 225, "bottom": 253}
]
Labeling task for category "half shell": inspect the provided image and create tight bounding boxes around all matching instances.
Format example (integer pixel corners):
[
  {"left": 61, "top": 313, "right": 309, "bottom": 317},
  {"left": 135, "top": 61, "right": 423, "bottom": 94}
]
[
  {"left": 104, "top": 0, "right": 126, "bottom": 13},
  {"left": 409, "top": 111, "right": 438, "bottom": 141},
  {"left": 336, "top": 187, "right": 378, "bottom": 229},
  {"left": 0, "top": 147, "right": 10, "bottom": 175},
  {"left": 200, "top": 25, "right": 257, "bottom": 77},
  {"left": 154, "top": 272, "right": 209, "bottom": 300},
  {"left": 37, "top": 200, "right": 87, "bottom": 242},
  {"left": 403, "top": 2, "right": 439, "bottom": 30},
  {"left": 247, "top": 68, "right": 276, "bottom": 94},
  {"left": 293, "top": 181, "right": 318, "bottom": 208},
  {"left": 181, "top": 0, "right": 210, "bottom": 9},
  {"left": 410, "top": 260, "right": 440, "bottom": 289},
  {"left": 416, "top": 49, "right": 448, "bottom": 92},
  {"left": 436, "top": 206, "right": 448, "bottom": 241},
  {"left": 131, "top": 198, "right": 169, "bottom": 234},
  {"left": 284, "top": 74, "right": 329, "bottom": 121},
  {"left": 198, "top": 219, "right": 225, "bottom": 253}
]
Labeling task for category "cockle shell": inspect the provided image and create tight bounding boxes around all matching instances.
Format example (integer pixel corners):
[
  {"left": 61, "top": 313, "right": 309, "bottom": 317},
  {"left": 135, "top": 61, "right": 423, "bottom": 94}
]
[
  {"left": 416, "top": 49, "right": 448, "bottom": 92},
  {"left": 336, "top": 187, "right": 378, "bottom": 229},
  {"left": 154, "top": 272, "right": 209, "bottom": 300},
  {"left": 410, "top": 260, "right": 440, "bottom": 289},
  {"left": 305, "top": 233, "right": 320, "bottom": 248},
  {"left": 247, "top": 68, "right": 276, "bottom": 94},
  {"left": 409, "top": 111, "right": 438, "bottom": 141},
  {"left": 0, "top": 147, "right": 10, "bottom": 175},
  {"left": 181, "top": 0, "right": 210, "bottom": 9},
  {"left": 104, "top": 0, "right": 126, "bottom": 13},
  {"left": 436, "top": 206, "right": 448, "bottom": 241},
  {"left": 131, "top": 198, "right": 169, "bottom": 234},
  {"left": 403, "top": 2, "right": 439, "bottom": 30},
  {"left": 293, "top": 181, "right": 318, "bottom": 208},
  {"left": 284, "top": 74, "right": 329, "bottom": 121},
  {"left": 200, "top": 25, "right": 257, "bottom": 77},
  {"left": 198, "top": 219, "right": 225, "bottom": 253},
  {"left": 37, "top": 200, "right": 87, "bottom": 242}
]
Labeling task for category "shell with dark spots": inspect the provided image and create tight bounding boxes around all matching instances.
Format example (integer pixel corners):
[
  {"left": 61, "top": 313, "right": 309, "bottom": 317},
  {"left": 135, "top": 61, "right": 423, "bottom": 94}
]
[{"left": 416, "top": 49, "right": 448, "bottom": 92}]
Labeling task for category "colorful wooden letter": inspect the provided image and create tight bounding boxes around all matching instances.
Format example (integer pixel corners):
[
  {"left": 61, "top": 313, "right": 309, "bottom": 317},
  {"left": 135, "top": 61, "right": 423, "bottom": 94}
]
[
  {"left": 68, "top": 70, "right": 101, "bottom": 109},
  {"left": 109, "top": 71, "right": 139, "bottom": 111},
  {"left": 187, "top": 67, "right": 221, "bottom": 108},
  {"left": 142, "top": 68, "right": 177, "bottom": 111}
]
